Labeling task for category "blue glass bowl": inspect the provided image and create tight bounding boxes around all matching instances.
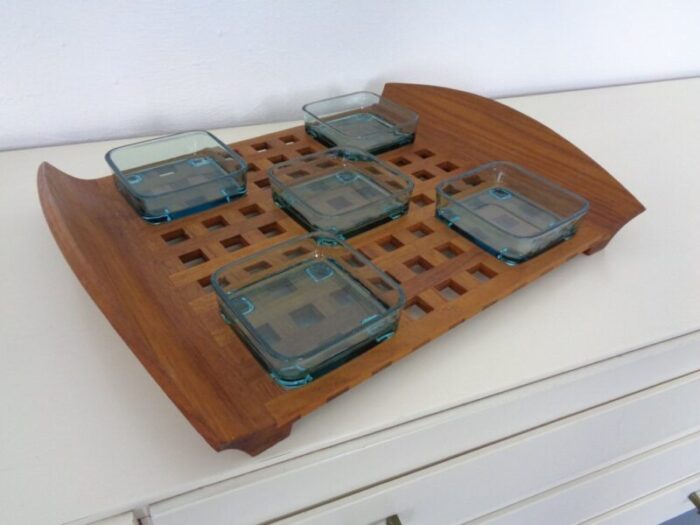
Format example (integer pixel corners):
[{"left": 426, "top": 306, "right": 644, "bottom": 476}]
[
  {"left": 436, "top": 161, "right": 589, "bottom": 264},
  {"left": 106, "top": 131, "right": 248, "bottom": 223},
  {"left": 213, "top": 232, "right": 405, "bottom": 388},
  {"left": 303, "top": 91, "right": 418, "bottom": 154},
  {"left": 269, "top": 147, "right": 413, "bottom": 238}
]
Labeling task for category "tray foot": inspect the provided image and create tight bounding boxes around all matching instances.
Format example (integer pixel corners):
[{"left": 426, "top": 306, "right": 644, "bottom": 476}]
[{"left": 230, "top": 423, "right": 294, "bottom": 456}]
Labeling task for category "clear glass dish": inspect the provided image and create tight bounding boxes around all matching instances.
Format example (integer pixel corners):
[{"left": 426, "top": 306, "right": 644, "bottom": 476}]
[
  {"left": 212, "top": 232, "right": 405, "bottom": 388},
  {"left": 435, "top": 161, "right": 589, "bottom": 264},
  {"left": 106, "top": 131, "right": 248, "bottom": 223},
  {"left": 269, "top": 147, "right": 414, "bottom": 238},
  {"left": 303, "top": 91, "right": 418, "bottom": 154}
]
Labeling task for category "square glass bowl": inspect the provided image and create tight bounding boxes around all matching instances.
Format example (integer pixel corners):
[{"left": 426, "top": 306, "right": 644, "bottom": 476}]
[
  {"left": 435, "top": 161, "right": 589, "bottom": 265},
  {"left": 269, "top": 147, "right": 414, "bottom": 238},
  {"left": 303, "top": 91, "right": 418, "bottom": 154},
  {"left": 106, "top": 131, "right": 248, "bottom": 223},
  {"left": 212, "top": 232, "right": 405, "bottom": 388}
]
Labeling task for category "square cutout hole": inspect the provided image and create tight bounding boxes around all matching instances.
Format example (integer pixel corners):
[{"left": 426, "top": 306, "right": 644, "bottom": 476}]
[
  {"left": 370, "top": 277, "right": 392, "bottom": 292},
  {"left": 268, "top": 154, "right": 288, "bottom": 164},
  {"left": 379, "top": 235, "right": 403, "bottom": 253},
  {"left": 248, "top": 162, "right": 260, "bottom": 172},
  {"left": 280, "top": 135, "right": 298, "bottom": 145},
  {"left": 437, "top": 280, "right": 467, "bottom": 301},
  {"left": 443, "top": 184, "right": 460, "bottom": 196},
  {"left": 411, "top": 194, "right": 434, "bottom": 207},
  {"left": 330, "top": 287, "right": 354, "bottom": 306},
  {"left": 198, "top": 276, "right": 214, "bottom": 293},
  {"left": 252, "top": 142, "right": 270, "bottom": 152},
  {"left": 245, "top": 261, "right": 272, "bottom": 274},
  {"left": 465, "top": 174, "right": 484, "bottom": 187},
  {"left": 240, "top": 204, "right": 263, "bottom": 218},
  {"left": 317, "top": 160, "right": 338, "bottom": 169},
  {"left": 296, "top": 147, "right": 315, "bottom": 155},
  {"left": 405, "top": 298, "right": 433, "bottom": 320},
  {"left": 343, "top": 254, "right": 364, "bottom": 268},
  {"left": 391, "top": 156, "right": 411, "bottom": 167},
  {"left": 413, "top": 170, "right": 435, "bottom": 182},
  {"left": 162, "top": 228, "right": 189, "bottom": 245},
  {"left": 254, "top": 177, "right": 271, "bottom": 189},
  {"left": 202, "top": 216, "right": 228, "bottom": 231},
  {"left": 408, "top": 223, "right": 433, "bottom": 238},
  {"left": 290, "top": 304, "right": 324, "bottom": 327},
  {"left": 264, "top": 278, "right": 296, "bottom": 299},
  {"left": 415, "top": 149, "right": 435, "bottom": 159},
  {"left": 469, "top": 263, "right": 498, "bottom": 282},
  {"left": 405, "top": 256, "right": 433, "bottom": 275},
  {"left": 328, "top": 195, "right": 353, "bottom": 210},
  {"left": 257, "top": 323, "right": 281, "bottom": 344},
  {"left": 259, "top": 222, "right": 284, "bottom": 238},
  {"left": 221, "top": 235, "right": 249, "bottom": 252},
  {"left": 284, "top": 246, "right": 311, "bottom": 259},
  {"left": 179, "top": 249, "right": 208, "bottom": 268},
  {"left": 288, "top": 169, "right": 310, "bottom": 179},
  {"left": 436, "top": 242, "right": 463, "bottom": 260},
  {"left": 437, "top": 161, "right": 458, "bottom": 173}
]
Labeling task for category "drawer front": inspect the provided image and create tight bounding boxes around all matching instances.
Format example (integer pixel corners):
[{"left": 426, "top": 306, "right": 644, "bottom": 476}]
[
  {"left": 273, "top": 372, "right": 700, "bottom": 525},
  {"left": 148, "top": 333, "right": 700, "bottom": 525},
  {"left": 469, "top": 431, "right": 700, "bottom": 524},
  {"left": 584, "top": 473, "right": 700, "bottom": 525}
]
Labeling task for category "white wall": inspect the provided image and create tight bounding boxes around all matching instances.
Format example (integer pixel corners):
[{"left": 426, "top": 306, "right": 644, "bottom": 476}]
[{"left": 1, "top": 0, "right": 699, "bottom": 151}]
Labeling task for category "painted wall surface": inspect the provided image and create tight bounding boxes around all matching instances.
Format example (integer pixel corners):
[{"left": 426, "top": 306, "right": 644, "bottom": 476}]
[{"left": 1, "top": 0, "right": 699, "bottom": 151}]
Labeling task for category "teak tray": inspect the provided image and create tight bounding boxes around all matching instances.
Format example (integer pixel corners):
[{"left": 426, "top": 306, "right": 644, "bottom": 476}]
[{"left": 38, "top": 84, "right": 644, "bottom": 455}]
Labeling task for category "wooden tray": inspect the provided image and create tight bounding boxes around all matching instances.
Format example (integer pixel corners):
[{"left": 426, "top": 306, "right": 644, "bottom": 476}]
[{"left": 37, "top": 83, "right": 644, "bottom": 455}]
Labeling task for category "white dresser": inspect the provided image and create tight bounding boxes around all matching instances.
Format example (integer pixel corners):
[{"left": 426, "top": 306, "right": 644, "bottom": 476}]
[{"left": 1, "top": 78, "right": 699, "bottom": 525}]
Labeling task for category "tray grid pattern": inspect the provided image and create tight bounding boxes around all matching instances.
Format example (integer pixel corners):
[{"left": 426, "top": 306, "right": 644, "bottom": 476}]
[
  {"left": 155, "top": 130, "right": 516, "bottom": 360},
  {"left": 147, "top": 126, "right": 603, "bottom": 431},
  {"left": 38, "top": 83, "right": 643, "bottom": 453}
]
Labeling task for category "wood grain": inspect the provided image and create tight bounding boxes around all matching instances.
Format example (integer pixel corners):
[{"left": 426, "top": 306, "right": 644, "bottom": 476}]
[{"left": 37, "top": 83, "right": 644, "bottom": 454}]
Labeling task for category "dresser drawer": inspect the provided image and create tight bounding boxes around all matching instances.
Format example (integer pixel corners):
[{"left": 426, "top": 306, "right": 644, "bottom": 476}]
[
  {"left": 584, "top": 473, "right": 700, "bottom": 525},
  {"left": 148, "top": 333, "right": 700, "bottom": 525},
  {"left": 273, "top": 372, "right": 700, "bottom": 525},
  {"left": 470, "top": 431, "right": 700, "bottom": 524}
]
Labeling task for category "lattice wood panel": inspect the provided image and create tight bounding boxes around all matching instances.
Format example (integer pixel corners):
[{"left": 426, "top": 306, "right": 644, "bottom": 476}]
[{"left": 38, "top": 83, "right": 644, "bottom": 454}]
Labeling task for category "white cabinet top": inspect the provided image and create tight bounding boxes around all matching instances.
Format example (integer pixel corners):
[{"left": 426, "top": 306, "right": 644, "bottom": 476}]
[{"left": 1, "top": 78, "right": 698, "bottom": 525}]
